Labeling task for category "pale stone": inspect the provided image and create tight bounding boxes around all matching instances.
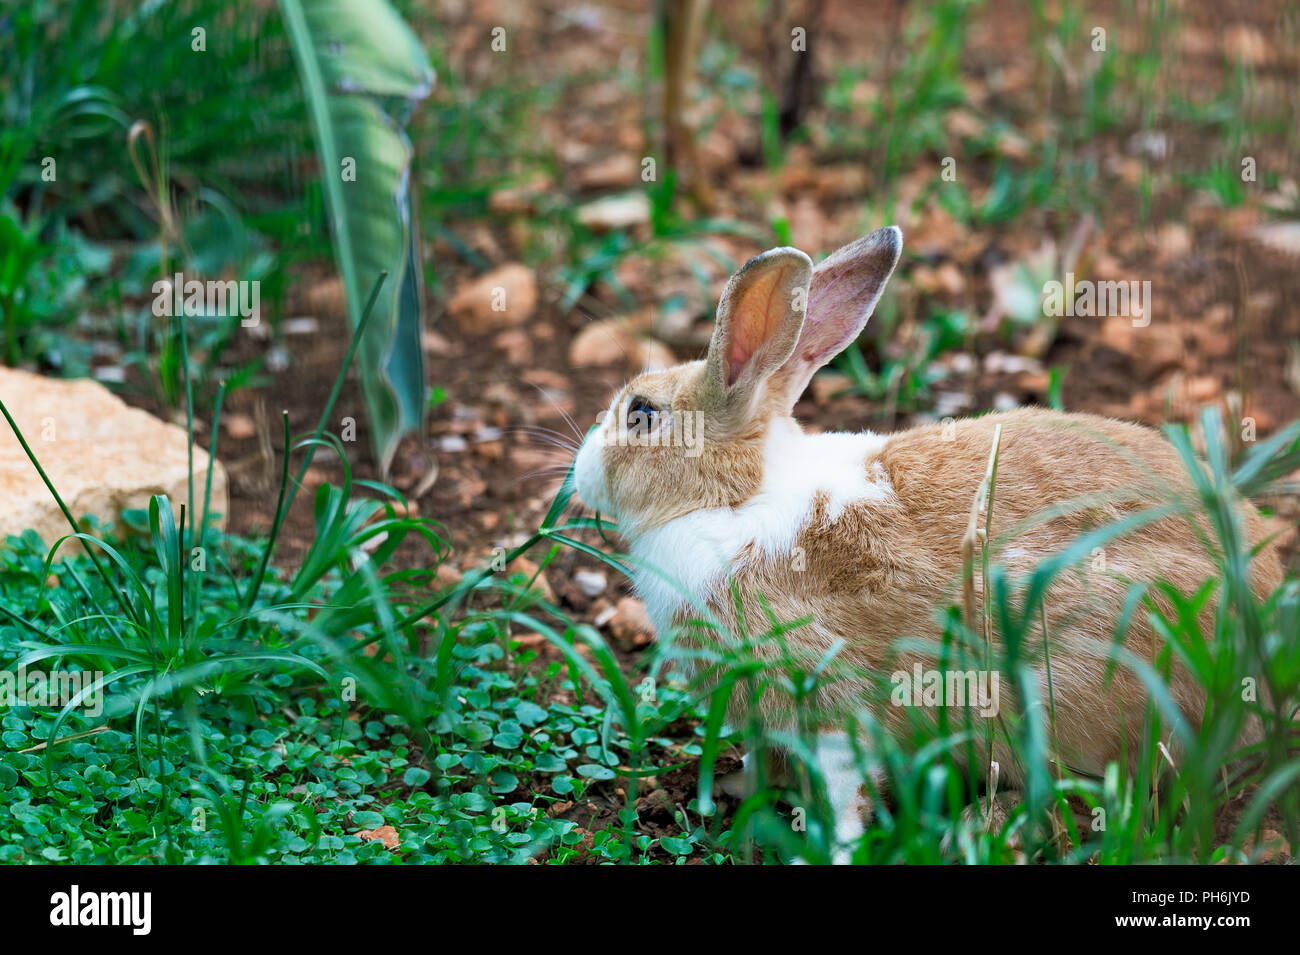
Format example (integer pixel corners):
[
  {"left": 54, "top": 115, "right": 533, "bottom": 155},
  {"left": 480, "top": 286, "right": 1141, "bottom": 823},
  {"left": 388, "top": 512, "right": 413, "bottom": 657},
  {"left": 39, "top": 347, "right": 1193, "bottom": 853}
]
[
  {"left": 569, "top": 318, "right": 636, "bottom": 367},
  {"left": 573, "top": 569, "right": 607, "bottom": 598},
  {"left": 569, "top": 317, "right": 674, "bottom": 371},
  {"left": 574, "top": 153, "right": 640, "bottom": 191},
  {"left": 446, "top": 263, "right": 538, "bottom": 332},
  {"left": 0, "top": 367, "right": 228, "bottom": 552},
  {"left": 608, "top": 595, "right": 654, "bottom": 652},
  {"left": 575, "top": 193, "right": 650, "bottom": 231}
]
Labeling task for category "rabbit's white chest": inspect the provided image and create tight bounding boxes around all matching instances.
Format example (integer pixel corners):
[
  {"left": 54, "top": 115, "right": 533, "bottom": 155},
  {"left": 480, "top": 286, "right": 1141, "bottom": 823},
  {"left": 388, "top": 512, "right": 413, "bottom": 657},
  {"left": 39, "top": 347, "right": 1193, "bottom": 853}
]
[{"left": 626, "top": 421, "right": 894, "bottom": 638}]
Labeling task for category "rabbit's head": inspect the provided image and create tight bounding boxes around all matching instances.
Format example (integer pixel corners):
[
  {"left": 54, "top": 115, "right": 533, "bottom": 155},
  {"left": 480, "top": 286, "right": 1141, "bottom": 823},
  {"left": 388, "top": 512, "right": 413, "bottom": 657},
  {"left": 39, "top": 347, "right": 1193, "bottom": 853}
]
[{"left": 574, "top": 226, "right": 903, "bottom": 537}]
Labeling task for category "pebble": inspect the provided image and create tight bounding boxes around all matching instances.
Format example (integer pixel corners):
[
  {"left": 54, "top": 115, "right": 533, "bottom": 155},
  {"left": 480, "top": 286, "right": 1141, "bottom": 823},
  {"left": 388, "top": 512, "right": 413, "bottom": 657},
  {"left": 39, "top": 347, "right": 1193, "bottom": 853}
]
[{"left": 574, "top": 569, "right": 607, "bottom": 597}]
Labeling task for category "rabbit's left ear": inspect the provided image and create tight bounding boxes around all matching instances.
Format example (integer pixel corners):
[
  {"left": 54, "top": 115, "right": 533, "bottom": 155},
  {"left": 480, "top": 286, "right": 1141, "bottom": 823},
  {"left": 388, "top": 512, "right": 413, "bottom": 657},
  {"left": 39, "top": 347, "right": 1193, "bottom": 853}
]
[
  {"left": 771, "top": 226, "right": 903, "bottom": 410},
  {"left": 701, "top": 247, "right": 813, "bottom": 419}
]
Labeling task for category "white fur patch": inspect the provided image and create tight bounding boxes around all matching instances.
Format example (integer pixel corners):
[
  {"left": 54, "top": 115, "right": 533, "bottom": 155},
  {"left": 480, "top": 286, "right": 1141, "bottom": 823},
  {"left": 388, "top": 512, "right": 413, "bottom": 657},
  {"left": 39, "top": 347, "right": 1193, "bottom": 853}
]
[
  {"left": 814, "top": 731, "right": 871, "bottom": 863},
  {"left": 573, "top": 429, "right": 611, "bottom": 514},
  {"left": 627, "top": 418, "right": 893, "bottom": 637}
]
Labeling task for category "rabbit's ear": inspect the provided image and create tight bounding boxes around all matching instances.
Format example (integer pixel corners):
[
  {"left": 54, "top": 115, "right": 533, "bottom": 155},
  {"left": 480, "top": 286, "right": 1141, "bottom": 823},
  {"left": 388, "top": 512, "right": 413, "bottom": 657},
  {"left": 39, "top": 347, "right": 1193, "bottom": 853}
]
[
  {"left": 701, "top": 247, "right": 813, "bottom": 417},
  {"left": 771, "top": 227, "right": 903, "bottom": 409}
]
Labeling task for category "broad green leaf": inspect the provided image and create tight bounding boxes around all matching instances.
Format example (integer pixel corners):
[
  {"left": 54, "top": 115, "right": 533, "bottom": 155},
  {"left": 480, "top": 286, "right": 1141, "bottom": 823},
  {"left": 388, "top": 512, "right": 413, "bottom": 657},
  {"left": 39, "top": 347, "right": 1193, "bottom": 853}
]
[{"left": 278, "top": 0, "right": 433, "bottom": 472}]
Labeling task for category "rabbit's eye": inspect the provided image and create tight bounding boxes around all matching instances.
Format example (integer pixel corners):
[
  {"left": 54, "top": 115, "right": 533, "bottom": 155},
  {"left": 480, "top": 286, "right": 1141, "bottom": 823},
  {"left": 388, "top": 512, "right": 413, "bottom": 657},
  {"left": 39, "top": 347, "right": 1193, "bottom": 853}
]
[{"left": 626, "top": 397, "right": 657, "bottom": 435}]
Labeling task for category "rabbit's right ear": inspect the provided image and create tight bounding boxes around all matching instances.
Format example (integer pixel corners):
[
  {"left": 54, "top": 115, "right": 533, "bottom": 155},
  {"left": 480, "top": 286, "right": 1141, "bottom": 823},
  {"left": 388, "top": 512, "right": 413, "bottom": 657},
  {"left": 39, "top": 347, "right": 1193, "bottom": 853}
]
[
  {"left": 701, "top": 246, "right": 813, "bottom": 423},
  {"left": 771, "top": 226, "right": 903, "bottom": 410}
]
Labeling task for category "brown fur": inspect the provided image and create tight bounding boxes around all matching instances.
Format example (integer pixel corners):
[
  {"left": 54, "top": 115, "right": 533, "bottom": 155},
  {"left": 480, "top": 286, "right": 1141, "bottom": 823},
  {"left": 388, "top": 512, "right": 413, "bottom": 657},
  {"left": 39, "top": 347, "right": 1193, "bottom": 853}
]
[
  {"left": 580, "top": 232, "right": 1284, "bottom": 788},
  {"left": 667, "top": 407, "right": 1281, "bottom": 780}
]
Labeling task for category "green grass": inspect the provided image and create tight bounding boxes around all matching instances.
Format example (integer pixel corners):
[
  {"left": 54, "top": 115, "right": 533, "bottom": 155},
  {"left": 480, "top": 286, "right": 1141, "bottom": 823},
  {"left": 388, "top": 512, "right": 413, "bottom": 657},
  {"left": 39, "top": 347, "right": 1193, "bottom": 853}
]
[
  {"left": 640, "top": 408, "right": 1300, "bottom": 864},
  {"left": 0, "top": 293, "right": 729, "bottom": 864},
  {"left": 7, "top": 393, "right": 1296, "bottom": 865},
  {"left": 0, "top": 520, "right": 723, "bottom": 864},
  {"left": 2, "top": 335, "right": 1297, "bottom": 862}
]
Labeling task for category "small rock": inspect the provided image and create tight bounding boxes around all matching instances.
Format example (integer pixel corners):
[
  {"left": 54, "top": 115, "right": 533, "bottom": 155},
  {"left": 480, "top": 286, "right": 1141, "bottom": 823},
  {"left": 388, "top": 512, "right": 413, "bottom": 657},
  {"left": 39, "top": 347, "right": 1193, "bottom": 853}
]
[
  {"left": 223, "top": 413, "right": 257, "bottom": 440},
  {"left": 608, "top": 596, "right": 654, "bottom": 653},
  {"left": 488, "top": 188, "right": 537, "bottom": 216},
  {"left": 447, "top": 264, "right": 538, "bottom": 332},
  {"left": 1156, "top": 223, "right": 1192, "bottom": 263},
  {"left": 946, "top": 352, "right": 976, "bottom": 375},
  {"left": 1099, "top": 314, "right": 1135, "bottom": 354},
  {"left": 520, "top": 368, "right": 571, "bottom": 391},
  {"left": 493, "top": 328, "right": 532, "bottom": 364},
  {"left": 422, "top": 329, "right": 454, "bottom": 356},
  {"left": 984, "top": 352, "right": 1043, "bottom": 376},
  {"left": 569, "top": 319, "right": 634, "bottom": 367},
  {"left": 575, "top": 153, "right": 640, "bottom": 191},
  {"left": 1224, "top": 24, "right": 1270, "bottom": 66},
  {"left": 812, "top": 164, "right": 871, "bottom": 201},
  {"left": 510, "top": 631, "right": 549, "bottom": 652},
  {"left": 0, "top": 367, "right": 227, "bottom": 550},
  {"left": 507, "top": 556, "right": 556, "bottom": 604},
  {"left": 1127, "top": 131, "right": 1168, "bottom": 162},
  {"left": 935, "top": 262, "right": 965, "bottom": 295},
  {"left": 934, "top": 391, "right": 970, "bottom": 417},
  {"left": 1133, "top": 330, "right": 1185, "bottom": 378},
  {"left": 574, "top": 569, "right": 608, "bottom": 598},
  {"left": 569, "top": 318, "right": 675, "bottom": 371},
  {"left": 284, "top": 317, "right": 319, "bottom": 336},
  {"left": 305, "top": 276, "right": 346, "bottom": 316},
  {"left": 576, "top": 193, "right": 650, "bottom": 232},
  {"left": 590, "top": 598, "right": 616, "bottom": 628},
  {"left": 1250, "top": 221, "right": 1300, "bottom": 258},
  {"left": 636, "top": 338, "right": 675, "bottom": 372},
  {"left": 809, "top": 371, "right": 851, "bottom": 405},
  {"left": 439, "top": 435, "right": 468, "bottom": 453}
]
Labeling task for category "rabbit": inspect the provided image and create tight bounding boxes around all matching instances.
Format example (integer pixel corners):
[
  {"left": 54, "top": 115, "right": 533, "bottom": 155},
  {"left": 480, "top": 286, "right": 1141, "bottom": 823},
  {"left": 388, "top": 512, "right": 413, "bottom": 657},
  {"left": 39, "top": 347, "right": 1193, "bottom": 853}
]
[{"left": 572, "top": 226, "right": 1284, "bottom": 854}]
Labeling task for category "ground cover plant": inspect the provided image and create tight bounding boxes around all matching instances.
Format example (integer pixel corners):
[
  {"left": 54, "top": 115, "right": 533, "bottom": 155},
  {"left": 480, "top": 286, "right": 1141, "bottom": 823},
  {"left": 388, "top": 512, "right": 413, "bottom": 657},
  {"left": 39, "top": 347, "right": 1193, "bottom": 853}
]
[{"left": 0, "top": 0, "right": 1298, "bottom": 867}]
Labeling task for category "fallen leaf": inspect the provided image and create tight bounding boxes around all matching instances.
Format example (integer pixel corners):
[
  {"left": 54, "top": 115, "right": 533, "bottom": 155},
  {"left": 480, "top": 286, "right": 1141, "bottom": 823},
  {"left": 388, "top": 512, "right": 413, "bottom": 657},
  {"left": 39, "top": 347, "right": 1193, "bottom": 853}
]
[{"left": 357, "top": 825, "right": 400, "bottom": 850}]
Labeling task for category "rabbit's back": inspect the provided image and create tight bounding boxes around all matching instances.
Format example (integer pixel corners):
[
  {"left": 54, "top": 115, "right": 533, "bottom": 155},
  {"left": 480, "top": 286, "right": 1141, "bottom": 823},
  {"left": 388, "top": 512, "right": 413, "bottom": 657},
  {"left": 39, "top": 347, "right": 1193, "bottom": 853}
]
[{"left": 692, "top": 407, "right": 1281, "bottom": 773}]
